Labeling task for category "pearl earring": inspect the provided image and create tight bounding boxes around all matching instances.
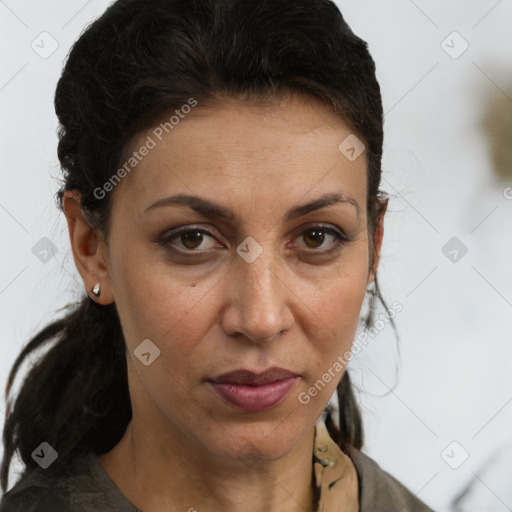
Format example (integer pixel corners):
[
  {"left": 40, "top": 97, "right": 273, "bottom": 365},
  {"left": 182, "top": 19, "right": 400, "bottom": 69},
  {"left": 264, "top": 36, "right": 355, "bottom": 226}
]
[{"left": 91, "top": 283, "right": 101, "bottom": 297}]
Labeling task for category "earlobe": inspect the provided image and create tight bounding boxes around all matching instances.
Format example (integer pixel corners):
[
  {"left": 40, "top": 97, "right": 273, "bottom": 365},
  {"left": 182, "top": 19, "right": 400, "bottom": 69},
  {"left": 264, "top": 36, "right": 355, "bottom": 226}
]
[{"left": 62, "top": 190, "right": 115, "bottom": 305}]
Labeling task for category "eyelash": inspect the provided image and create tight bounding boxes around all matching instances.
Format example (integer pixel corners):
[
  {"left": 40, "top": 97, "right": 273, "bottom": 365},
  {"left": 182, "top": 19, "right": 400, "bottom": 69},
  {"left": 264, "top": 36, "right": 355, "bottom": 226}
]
[{"left": 157, "top": 224, "right": 351, "bottom": 256}]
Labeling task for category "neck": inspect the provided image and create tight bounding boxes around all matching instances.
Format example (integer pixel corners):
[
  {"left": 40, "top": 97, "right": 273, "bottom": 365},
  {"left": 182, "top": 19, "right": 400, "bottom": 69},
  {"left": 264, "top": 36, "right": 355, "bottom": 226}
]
[{"left": 99, "top": 418, "right": 317, "bottom": 512}]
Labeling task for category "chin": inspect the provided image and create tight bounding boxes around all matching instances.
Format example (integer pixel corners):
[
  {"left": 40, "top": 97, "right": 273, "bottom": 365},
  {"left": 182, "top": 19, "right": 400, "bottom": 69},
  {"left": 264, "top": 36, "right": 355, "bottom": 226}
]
[
  {"left": 226, "top": 439, "right": 293, "bottom": 464},
  {"left": 208, "top": 418, "right": 309, "bottom": 464}
]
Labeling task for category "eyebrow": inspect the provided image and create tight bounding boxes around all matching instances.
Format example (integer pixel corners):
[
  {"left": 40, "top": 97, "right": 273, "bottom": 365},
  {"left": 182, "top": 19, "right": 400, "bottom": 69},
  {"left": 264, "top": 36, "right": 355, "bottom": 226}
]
[{"left": 143, "top": 192, "right": 361, "bottom": 222}]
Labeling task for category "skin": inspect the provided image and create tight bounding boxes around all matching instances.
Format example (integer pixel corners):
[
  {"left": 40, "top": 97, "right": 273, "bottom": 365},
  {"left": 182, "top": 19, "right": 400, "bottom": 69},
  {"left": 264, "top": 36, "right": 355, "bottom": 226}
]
[{"left": 63, "top": 93, "right": 386, "bottom": 512}]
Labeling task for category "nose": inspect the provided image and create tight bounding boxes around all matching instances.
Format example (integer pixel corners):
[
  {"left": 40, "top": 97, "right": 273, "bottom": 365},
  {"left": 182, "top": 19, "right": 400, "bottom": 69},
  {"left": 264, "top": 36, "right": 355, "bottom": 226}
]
[{"left": 219, "top": 243, "right": 294, "bottom": 344}]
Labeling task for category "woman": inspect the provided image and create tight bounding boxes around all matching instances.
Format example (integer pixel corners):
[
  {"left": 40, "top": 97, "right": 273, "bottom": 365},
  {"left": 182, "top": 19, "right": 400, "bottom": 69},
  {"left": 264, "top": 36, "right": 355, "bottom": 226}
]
[{"left": 0, "top": 0, "right": 434, "bottom": 510}]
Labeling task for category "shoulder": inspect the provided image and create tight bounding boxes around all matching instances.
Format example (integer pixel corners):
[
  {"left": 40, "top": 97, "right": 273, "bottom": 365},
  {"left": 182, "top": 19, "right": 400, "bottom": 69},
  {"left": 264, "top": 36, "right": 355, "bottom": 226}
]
[
  {"left": 0, "top": 451, "right": 103, "bottom": 512},
  {"left": 345, "top": 446, "right": 435, "bottom": 512},
  {"left": 1, "top": 486, "right": 69, "bottom": 512},
  {"left": 0, "top": 460, "right": 71, "bottom": 512},
  {"left": 1, "top": 451, "right": 140, "bottom": 512}
]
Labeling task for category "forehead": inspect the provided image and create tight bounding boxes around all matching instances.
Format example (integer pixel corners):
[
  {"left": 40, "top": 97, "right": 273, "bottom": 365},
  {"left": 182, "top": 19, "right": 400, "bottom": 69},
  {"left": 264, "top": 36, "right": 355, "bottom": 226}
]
[{"left": 110, "top": 95, "right": 367, "bottom": 218}]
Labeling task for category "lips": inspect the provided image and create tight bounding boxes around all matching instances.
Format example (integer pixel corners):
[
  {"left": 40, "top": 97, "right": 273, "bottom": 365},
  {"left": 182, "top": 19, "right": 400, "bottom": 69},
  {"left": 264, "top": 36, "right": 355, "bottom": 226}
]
[
  {"left": 207, "top": 367, "right": 299, "bottom": 411},
  {"left": 210, "top": 367, "right": 298, "bottom": 385}
]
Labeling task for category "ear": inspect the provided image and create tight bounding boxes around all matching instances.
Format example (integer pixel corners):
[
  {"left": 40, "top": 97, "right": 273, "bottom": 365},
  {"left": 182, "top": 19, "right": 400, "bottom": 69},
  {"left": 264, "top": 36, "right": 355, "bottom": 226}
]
[
  {"left": 367, "top": 198, "right": 388, "bottom": 284},
  {"left": 62, "top": 190, "right": 115, "bottom": 305}
]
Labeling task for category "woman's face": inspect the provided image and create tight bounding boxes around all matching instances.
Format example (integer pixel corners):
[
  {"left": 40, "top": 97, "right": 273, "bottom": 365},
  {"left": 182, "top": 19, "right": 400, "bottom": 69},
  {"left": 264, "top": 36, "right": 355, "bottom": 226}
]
[{"left": 103, "top": 94, "right": 379, "bottom": 464}]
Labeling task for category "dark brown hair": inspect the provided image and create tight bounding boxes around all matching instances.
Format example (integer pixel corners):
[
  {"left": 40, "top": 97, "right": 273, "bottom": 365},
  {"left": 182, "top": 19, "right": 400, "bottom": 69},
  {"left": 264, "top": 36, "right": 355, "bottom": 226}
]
[{"left": 1, "top": 0, "right": 394, "bottom": 492}]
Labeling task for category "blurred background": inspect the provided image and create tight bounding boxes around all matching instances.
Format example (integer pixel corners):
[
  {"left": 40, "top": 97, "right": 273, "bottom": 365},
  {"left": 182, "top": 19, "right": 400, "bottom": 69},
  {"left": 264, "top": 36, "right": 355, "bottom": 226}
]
[{"left": 1, "top": 1, "right": 511, "bottom": 510}]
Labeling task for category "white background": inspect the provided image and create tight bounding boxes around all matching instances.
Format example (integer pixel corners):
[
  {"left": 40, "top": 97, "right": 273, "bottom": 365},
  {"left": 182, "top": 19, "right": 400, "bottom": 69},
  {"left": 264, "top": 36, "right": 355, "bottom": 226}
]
[{"left": 1, "top": 1, "right": 512, "bottom": 511}]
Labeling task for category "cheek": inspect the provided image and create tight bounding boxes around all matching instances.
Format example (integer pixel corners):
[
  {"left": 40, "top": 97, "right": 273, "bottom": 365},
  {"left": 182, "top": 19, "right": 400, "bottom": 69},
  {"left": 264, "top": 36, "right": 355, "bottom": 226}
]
[
  {"left": 110, "top": 247, "right": 218, "bottom": 372},
  {"left": 313, "top": 276, "right": 366, "bottom": 354},
  {"left": 303, "top": 252, "right": 369, "bottom": 372},
  {"left": 296, "top": 275, "right": 367, "bottom": 411}
]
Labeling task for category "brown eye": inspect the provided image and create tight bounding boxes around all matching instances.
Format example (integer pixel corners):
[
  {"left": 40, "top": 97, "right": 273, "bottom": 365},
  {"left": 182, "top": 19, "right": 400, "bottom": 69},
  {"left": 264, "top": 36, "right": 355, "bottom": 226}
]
[
  {"left": 157, "top": 224, "right": 350, "bottom": 256},
  {"left": 179, "top": 231, "right": 209, "bottom": 250},
  {"left": 302, "top": 229, "right": 327, "bottom": 249},
  {"left": 160, "top": 228, "right": 219, "bottom": 252},
  {"left": 295, "top": 225, "right": 349, "bottom": 252}
]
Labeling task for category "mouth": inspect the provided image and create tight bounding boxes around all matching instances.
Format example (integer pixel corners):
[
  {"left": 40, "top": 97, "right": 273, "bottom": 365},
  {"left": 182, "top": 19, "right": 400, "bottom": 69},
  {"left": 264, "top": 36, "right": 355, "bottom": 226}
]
[{"left": 207, "top": 367, "right": 300, "bottom": 412}]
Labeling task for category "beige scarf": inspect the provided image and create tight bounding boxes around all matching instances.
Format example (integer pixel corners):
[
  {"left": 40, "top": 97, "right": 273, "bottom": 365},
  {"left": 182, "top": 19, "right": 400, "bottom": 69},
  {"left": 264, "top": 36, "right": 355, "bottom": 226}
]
[{"left": 313, "top": 418, "right": 359, "bottom": 512}]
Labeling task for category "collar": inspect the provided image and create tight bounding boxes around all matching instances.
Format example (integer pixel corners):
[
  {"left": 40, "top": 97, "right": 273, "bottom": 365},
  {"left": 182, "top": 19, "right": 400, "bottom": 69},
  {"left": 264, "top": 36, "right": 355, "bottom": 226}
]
[{"left": 313, "top": 417, "right": 359, "bottom": 512}]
